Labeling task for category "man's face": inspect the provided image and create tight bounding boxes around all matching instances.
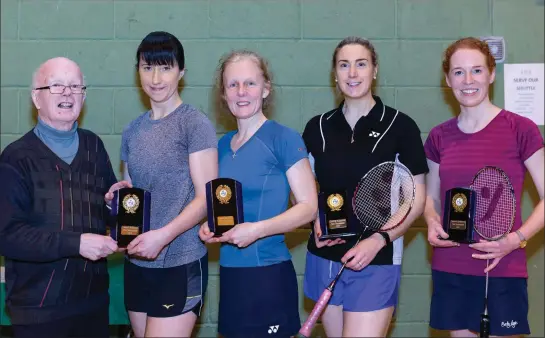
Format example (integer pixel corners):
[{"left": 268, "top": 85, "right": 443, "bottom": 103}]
[{"left": 32, "top": 58, "right": 85, "bottom": 129}]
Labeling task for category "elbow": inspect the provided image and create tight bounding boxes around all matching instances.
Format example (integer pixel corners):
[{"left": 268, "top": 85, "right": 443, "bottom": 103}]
[
  {"left": 410, "top": 194, "right": 427, "bottom": 222},
  {"left": 305, "top": 200, "right": 318, "bottom": 224},
  {"left": 416, "top": 198, "right": 427, "bottom": 217},
  {"left": 292, "top": 199, "right": 317, "bottom": 226}
]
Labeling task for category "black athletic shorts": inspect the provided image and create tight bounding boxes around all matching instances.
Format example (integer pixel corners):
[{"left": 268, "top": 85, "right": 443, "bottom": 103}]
[{"left": 124, "top": 253, "right": 208, "bottom": 318}]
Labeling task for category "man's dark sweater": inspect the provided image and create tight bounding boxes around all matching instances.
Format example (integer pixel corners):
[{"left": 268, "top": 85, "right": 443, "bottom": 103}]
[{"left": 0, "top": 128, "right": 117, "bottom": 325}]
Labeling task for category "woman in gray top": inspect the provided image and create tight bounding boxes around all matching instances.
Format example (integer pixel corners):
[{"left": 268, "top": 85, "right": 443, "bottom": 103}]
[{"left": 105, "top": 31, "right": 218, "bottom": 338}]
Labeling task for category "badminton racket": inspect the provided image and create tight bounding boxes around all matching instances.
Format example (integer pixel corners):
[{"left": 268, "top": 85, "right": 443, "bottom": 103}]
[
  {"left": 469, "top": 166, "right": 516, "bottom": 338},
  {"left": 299, "top": 158, "right": 416, "bottom": 337}
]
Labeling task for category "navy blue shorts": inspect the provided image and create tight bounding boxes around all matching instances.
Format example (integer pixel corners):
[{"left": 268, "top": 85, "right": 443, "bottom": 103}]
[
  {"left": 218, "top": 260, "right": 300, "bottom": 337},
  {"left": 430, "top": 270, "right": 530, "bottom": 336}
]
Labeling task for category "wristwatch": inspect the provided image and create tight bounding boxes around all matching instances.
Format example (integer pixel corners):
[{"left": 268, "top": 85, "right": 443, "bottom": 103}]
[
  {"left": 378, "top": 231, "right": 391, "bottom": 246},
  {"left": 515, "top": 230, "right": 527, "bottom": 248}
]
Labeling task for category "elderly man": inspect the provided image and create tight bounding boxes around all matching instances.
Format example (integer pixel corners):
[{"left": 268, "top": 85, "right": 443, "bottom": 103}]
[{"left": 0, "top": 57, "right": 127, "bottom": 337}]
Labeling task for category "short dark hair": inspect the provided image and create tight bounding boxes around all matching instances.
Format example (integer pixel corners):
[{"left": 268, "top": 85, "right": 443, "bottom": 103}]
[{"left": 135, "top": 31, "right": 185, "bottom": 69}]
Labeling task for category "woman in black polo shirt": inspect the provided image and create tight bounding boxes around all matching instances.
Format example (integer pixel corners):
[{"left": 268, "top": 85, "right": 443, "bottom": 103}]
[{"left": 302, "top": 36, "right": 429, "bottom": 337}]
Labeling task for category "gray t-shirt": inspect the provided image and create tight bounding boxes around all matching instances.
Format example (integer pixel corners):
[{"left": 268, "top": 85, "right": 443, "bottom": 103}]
[{"left": 121, "top": 103, "right": 217, "bottom": 268}]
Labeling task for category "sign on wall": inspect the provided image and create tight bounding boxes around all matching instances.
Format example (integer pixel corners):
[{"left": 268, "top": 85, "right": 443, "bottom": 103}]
[{"left": 504, "top": 63, "right": 544, "bottom": 126}]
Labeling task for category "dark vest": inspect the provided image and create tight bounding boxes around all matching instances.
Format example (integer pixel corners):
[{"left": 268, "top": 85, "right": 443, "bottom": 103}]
[{"left": 2, "top": 129, "right": 116, "bottom": 325}]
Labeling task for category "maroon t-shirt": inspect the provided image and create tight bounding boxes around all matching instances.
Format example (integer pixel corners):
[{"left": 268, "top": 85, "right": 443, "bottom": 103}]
[{"left": 424, "top": 109, "right": 543, "bottom": 278}]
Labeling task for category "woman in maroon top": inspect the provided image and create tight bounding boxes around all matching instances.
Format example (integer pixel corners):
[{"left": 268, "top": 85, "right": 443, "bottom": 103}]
[{"left": 424, "top": 37, "right": 544, "bottom": 337}]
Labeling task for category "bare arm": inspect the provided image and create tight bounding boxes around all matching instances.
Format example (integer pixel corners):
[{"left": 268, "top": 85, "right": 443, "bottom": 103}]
[
  {"left": 378, "top": 173, "right": 426, "bottom": 243},
  {"left": 515, "top": 148, "right": 544, "bottom": 241},
  {"left": 161, "top": 148, "right": 218, "bottom": 242},
  {"left": 423, "top": 159, "right": 458, "bottom": 247},
  {"left": 341, "top": 172, "right": 427, "bottom": 269},
  {"left": 424, "top": 159, "right": 441, "bottom": 218},
  {"left": 289, "top": 153, "right": 316, "bottom": 206},
  {"left": 469, "top": 148, "right": 544, "bottom": 272},
  {"left": 206, "top": 155, "right": 320, "bottom": 248},
  {"left": 123, "top": 163, "right": 132, "bottom": 183},
  {"left": 254, "top": 158, "right": 318, "bottom": 238}
]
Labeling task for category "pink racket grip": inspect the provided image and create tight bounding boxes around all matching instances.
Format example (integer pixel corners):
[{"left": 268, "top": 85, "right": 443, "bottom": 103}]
[{"left": 299, "top": 289, "right": 332, "bottom": 337}]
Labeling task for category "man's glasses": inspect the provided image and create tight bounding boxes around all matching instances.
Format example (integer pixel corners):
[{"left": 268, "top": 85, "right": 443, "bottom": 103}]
[{"left": 34, "top": 84, "right": 86, "bottom": 95}]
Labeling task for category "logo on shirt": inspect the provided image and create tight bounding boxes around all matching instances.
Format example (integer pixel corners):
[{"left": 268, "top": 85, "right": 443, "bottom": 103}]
[
  {"left": 501, "top": 320, "right": 518, "bottom": 328},
  {"left": 268, "top": 325, "right": 279, "bottom": 334},
  {"left": 369, "top": 131, "right": 381, "bottom": 138}
]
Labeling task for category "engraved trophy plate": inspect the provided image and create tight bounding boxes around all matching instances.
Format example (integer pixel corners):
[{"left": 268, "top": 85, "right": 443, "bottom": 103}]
[
  {"left": 442, "top": 187, "right": 476, "bottom": 243},
  {"left": 110, "top": 187, "right": 151, "bottom": 248},
  {"left": 206, "top": 178, "right": 244, "bottom": 237},
  {"left": 318, "top": 190, "right": 358, "bottom": 240}
]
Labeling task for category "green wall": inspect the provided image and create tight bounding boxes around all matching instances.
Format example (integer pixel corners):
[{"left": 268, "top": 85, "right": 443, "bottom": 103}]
[{"left": 1, "top": 1, "right": 543, "bottom": 336}]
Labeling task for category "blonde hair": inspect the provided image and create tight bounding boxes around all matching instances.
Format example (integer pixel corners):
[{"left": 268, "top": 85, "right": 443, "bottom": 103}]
[
  {"left": 332, "top": 36, "right": 378, "bottom": 69},
  {"left": 215, "top": 50, "right": 274, "bottom": 113}
]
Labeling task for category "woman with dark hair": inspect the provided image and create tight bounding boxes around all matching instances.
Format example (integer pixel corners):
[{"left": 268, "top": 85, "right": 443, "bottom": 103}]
[
  {"left": 301, "top": 36, "right": 428, "bottom": 337},
  {"left": 424, "top": 37, "right": 544, "bottom": 337},
  {"left": 105, "top": 31, "right": 218, "bottom": 337}
]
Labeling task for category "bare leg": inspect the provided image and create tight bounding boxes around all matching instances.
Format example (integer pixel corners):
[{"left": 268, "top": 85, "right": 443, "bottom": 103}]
[
  {"left": 450, "top": 329, "right": 478, "bottom": 337},
  {"left": 128, "top": 311, "right": 147, "bottom": 337},
  {"left": 320, "top": 304, "right": 344, "bottom": 337},
  {"left": 451, "top": 330, "right": 520, "bottom": 338},
  {"left": 144, "top": 311, "right": 197, "bottom": 338},
  {"left": 342, "top": 306, "right": 394, "bottom": 337}
]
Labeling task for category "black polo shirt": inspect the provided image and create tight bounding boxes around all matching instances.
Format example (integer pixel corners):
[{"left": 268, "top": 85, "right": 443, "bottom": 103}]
[{"left": 302, "top": 95, "right": 428, "bottom": 265}]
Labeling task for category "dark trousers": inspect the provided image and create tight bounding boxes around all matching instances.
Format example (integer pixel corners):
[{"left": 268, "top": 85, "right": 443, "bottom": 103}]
[{"left": 11, "top": 305, "right": 109, "bottom": 338}]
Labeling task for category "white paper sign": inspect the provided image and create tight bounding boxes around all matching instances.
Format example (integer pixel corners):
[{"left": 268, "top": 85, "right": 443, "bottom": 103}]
[{"left": 504, "top": 63, "right": 544, "bottom": 125}]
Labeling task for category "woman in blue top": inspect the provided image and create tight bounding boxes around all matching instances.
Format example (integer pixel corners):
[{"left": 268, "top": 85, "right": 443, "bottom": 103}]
[{"left": 199, "top": 50, "right": 318, "bottom": 337}]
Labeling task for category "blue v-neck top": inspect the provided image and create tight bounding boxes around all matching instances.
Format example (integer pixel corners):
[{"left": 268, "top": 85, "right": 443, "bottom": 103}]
[{"left": 218, "top": 120, "right": 308, "bottom": 267}]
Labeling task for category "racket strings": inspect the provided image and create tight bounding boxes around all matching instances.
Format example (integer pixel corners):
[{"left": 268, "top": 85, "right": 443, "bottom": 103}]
[
  {"left": 353, "top": 163, "right": 414, "bottom": 232},
  {"left": 471, "top": 169, "right": 516, "bottom": 240}
]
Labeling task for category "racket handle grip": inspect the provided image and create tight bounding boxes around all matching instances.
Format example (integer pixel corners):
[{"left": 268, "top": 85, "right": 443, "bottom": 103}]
[
  {"left": 480, "top": 314, "right": 490, "bottom": 338},
  {"left": 299, "top": 289, "right": 332, "bottom": 337}
]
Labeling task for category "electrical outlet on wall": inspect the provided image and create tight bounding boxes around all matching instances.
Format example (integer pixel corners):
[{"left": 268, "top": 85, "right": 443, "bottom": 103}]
[{"left": 480, "top": 36, "right": 506, "bottom": 63}]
